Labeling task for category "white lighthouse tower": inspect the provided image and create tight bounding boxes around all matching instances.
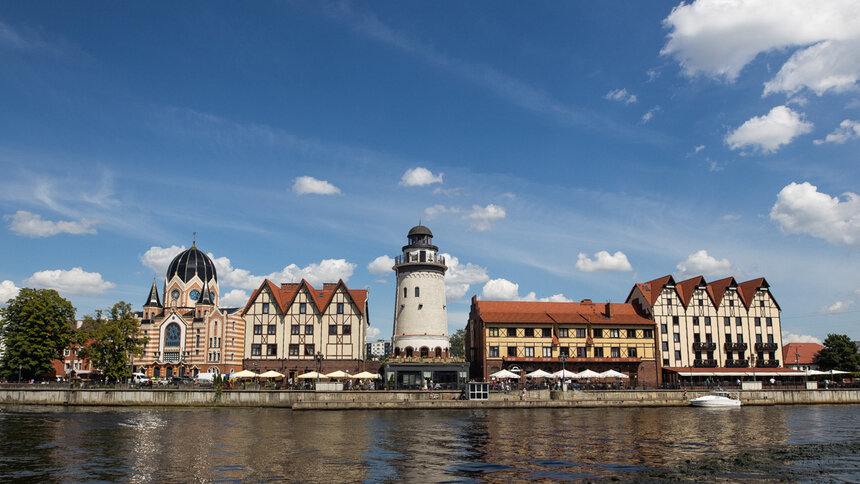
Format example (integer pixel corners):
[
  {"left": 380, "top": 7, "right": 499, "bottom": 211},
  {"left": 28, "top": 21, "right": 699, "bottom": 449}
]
[{"left": 391, "top": 224, "right": 450, "bottom": 358}]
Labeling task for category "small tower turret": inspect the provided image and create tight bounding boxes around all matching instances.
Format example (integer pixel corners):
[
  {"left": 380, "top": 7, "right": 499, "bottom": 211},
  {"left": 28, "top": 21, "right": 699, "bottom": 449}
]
[{"left": 143, "top": 278, "right": 162, "bottom": 320}]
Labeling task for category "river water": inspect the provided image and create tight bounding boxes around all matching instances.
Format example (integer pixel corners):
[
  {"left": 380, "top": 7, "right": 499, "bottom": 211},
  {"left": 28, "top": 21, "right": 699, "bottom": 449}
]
[{"left": 1, "top": 404, "right": 858, "bottom": 482}]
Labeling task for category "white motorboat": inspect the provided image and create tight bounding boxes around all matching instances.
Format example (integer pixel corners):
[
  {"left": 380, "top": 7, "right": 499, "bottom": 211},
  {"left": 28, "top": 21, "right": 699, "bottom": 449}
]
[{"left": 689, "top": 391, "right": 742, "bottom": 407}]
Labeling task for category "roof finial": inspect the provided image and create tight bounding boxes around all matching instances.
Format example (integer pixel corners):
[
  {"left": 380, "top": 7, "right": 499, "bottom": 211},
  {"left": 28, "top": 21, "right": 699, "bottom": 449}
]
[
  {"left": 418, "top": 218, "right": 422, "bottom": 226},
  {"left": 192, "top": 231, "right": 196, "bottom": 248}
]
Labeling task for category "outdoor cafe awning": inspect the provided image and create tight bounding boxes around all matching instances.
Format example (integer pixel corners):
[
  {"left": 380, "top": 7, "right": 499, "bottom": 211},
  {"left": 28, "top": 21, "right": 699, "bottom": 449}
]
[{"left": 664, "top": 367, "right": 805, "bottom": 377}]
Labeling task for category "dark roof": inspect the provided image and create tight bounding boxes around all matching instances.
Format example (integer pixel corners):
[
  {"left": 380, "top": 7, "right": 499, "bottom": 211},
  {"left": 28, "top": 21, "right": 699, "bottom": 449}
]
[
  {"left": 197, "top": 279, "right": 214, "bottom": 305},
  {"left": 407, "top": 224, "right": 433, "bottom": 237},
  {"left": 166, "top": 243, "right": 217, "bottom": 283},
  {"left": 143, "top": 279, "right": 162, "bottom": 308},
  {"left": 473, "top": 300, "right": 654, "bottom": 325}
]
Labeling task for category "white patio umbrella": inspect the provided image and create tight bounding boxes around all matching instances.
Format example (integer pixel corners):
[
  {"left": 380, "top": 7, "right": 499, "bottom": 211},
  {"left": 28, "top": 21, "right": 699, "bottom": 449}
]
[
  {"left": 489, "top": 369, "right": 520, "bottom": 379},
  {"left": 827, "top": 370, "right": 850, "bottom": 375},
  {"left": 805, "top": 369, "right": 827, "bottom": 376},
  {"left": 325, "top": 370, "right": 351, "bottom": 378},
  {"left": 525, "top": 369, "right": 554, "bottom": 378},
  {"left": 258, "top": 370, "right": 285, "bottom": 379},
  {"left": 598, "top": 369, "right": 629, "bottom": 379},
  {"left": 352, "top": 371, "right": 381, "bottom": 379},
  {"left": 551, "top": 369, "right": 578, "bottom": 379},
  {"left": 230, "top": 370, "right": 258, "bottom": 379},
  {"left": 297, "top": 371, "right": 325, "bottom": 379},
  {"left": 575, "top": 369, "right": 602, "bottom": 379}
]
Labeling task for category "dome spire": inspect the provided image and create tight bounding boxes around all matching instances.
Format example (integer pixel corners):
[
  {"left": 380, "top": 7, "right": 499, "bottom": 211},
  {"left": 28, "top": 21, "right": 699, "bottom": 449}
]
[{"left": 144, "top": 277, "right": 162, "bottom": 308}]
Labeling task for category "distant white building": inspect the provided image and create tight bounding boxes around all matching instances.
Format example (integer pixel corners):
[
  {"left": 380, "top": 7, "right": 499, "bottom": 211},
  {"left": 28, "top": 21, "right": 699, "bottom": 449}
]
[{"left": 366, "top": 340, "right": 391, "bottom": 360}]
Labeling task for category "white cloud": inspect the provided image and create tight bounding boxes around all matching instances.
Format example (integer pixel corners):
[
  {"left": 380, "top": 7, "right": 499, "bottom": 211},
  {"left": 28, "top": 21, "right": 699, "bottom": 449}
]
[
  {"left": 782, "top": 333, "right": 822, "bottom": 344},
  {"left": 466, "top": 204, "right": 506, "bottom": 231},
  {"left": 24, "top": 267, "right": 115, "bottom": 295},
  {"left": 220, "top": 289, "right": 249, "bottom": 308},
  {"left": 423, "top": 204, "right": 460, "bottom": 220},
  {"left": 442, "top": 253, "right": 489, "bottom": 300},
  {"left": 824, "top": 300, "right": 854, "bottom": 313},
  {"left": 5, "top": 210, "right": 98, "bottom": 237},
  {"left": 662, "top": 0, "right": 860, "bottom": 95},
  {"left": 814, "top": 119, "right": 860, "bottom": 145},
  {"left": 292, "top": 176, "right": 341, "bottom": 196},
  {"left": 641, "top": 105, "right": 660, "bottom": 123},
  {"left": 432, "top": 186, "right": 462, "bottom": 197},
  {"left": 721, "top": 213, "right": 742, "bottom": 222},
  {"left": 676, "top": 250, "right": 732, "bottom": 278},
  {"left": 400, "top": 167, "right": 443, "bottom": 186},
  {"left": 575, "top": 251, "right": 633, "bottom": 272},
  {"left": 694, "top": 145, "right": 705, "bottom": 153},
  {"left": 770, "top": 182, "right": 860, "bottom": 246},
  {"left": 367, "top": 255, "right": 395, "bottom": 275},
  {"left": 0, "top": 280, "right": 20, "bottom": 306},
  {"left": 211, "top": 255, "right": 356, "bottom": 289},
  {"left": 725, "top": 106, "right": 813, "bottom": 153},
  {"left": 604, "top": 88, "right": 637, "bottom": 104},
  {"left": 140, "top": 245, "right": 185, "bottom": 275},
  {"left": 480, "top": 278, "right": 570, "bottom": 302},
  {"left": 367, "top": 327, "right": 382, "bottom": 339}
]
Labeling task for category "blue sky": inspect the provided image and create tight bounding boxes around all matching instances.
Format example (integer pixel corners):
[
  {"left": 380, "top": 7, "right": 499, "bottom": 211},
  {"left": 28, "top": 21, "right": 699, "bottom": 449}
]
[{"left": 1, "top": 1, "right": 858, "bottom": 342}]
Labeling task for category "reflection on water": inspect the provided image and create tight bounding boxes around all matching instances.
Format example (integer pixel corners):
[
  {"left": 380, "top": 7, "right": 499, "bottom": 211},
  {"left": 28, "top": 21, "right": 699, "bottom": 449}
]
[{"left": 0, "top": 405, "right": 857, "bottom": 482}]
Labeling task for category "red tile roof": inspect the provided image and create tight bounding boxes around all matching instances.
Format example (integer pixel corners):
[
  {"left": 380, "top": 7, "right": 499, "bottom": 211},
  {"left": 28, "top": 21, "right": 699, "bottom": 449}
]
[
  {"left": 705, "top": 277, "right": 735, "bottom": 307},
  {"left": 473, "top": 300, "right": 654, "bottom": 325},
  {"left": 242, "top": 279, "right": 367, "bottom": 317},
  {"left": 782, "top": 343, "right": 824, "bottom": 365},
  {"left": 676, "top": 276, "right": 706, "bottom": 308}
]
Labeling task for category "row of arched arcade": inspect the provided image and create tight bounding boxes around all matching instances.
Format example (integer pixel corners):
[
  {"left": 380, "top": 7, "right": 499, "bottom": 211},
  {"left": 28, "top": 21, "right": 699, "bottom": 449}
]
[{"left": 393, "top": 346, "right": 449, "bottom": 358}]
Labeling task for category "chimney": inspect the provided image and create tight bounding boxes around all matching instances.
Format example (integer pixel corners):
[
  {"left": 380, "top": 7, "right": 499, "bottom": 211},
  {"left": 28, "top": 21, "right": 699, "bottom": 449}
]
[{"left": 605, "top": 302, "right": 611, "bottom": 318}]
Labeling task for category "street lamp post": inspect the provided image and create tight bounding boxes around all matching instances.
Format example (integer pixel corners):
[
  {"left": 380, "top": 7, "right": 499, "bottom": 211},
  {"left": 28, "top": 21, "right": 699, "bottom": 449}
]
[
  {"left": 315, "top": 352, "right": 323, "bottom": 389},
  {"left": 559, "top": 354, "right": 567, "bottom": 391},
  {"left": 18, "top": 363, "right": 22, "bottom": 383},
  {"left": 750, "top": 354, "right": 756, "bottom": 387}
]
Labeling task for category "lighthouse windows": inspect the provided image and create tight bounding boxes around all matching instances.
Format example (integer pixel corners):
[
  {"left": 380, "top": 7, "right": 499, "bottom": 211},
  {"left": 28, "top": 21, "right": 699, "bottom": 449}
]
[
  {"left": 415, "top": 287, "right": 420, "bottom": 297},
  {"left": 404, "top": 287, "right": 407, "bottom": 298}
]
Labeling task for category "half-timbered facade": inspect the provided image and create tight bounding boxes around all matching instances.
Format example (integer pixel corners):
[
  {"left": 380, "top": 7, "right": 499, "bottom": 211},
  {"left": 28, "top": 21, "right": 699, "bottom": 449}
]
[
  {"left": 242, "top": 279, "right": 369, "bottom": 379},
  {"left": 626, "top": 275, "right": 783, "bottom": 372}
]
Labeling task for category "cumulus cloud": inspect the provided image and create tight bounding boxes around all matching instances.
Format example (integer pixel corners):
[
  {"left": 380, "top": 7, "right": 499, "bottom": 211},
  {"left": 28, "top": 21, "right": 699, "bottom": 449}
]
[
  {"left": 814, "top": 119, "right": 860, "bottom": 145},
  {"left": 0, "top": 280, "right": 20, "bottom": 306},
  {"left": 662, "top": 0, "right": 860, "bottom": 95},
  {"left": 694, "top": 145, "right": 705, "bottom": 153},
  {"left": 575, "top": 251, "right": 633, "bottom": 272},
  {"left": 725, "top": 106, "right": 813, "bottom": 153},
  {"left": 604, "top": 88, "right": 637, "bottom": 104},
  {"left": 400, "top": 167, "right": 443, "bottom": 186},
  {"left": 220, "top": 289, "right": 249, "bottom": 308},
  {"left": 676, "top": 250, "right": 732, "bottom": 278},
  {"left": 367, "top": 255, "right": 395, "bottom": 275},
  {"left": 5, "top": 211, "right": 98, "bottom": 237},
  {"left": 824, "top": 300, "right": 854, "bottom": 313},
  {"left": 480, "top": 278, "right": 570, "bottom": 302},
  {"left": 641, "top": 105, "right": 660, "bottom": 123},
  {"left": 24, "top": 267, "right": 115, "bottom": 295},
  {"left": 782, "top": 333, "right": 822, "bottom": 344},
  {"left": 292, "top": 176, "right": 341, "bottom": 196},
  {"left": 140, "top": 245, "right": 186, "bottom": 275},
  {"left": 770, "top": 182, "right": 860, "bottom": 246},
  {"left": 466, "top": 204, "right": 506, "bottom": 231},
  {"left": 367, "top": 326, "right": 382, "bottom": 339},
  {"left": 721, "top": 213, "right": 742, "bottom": 221},
  {"left": 211, "top": 255, "right": 356, "bottom": 289},
  {"left": 423, "top": 204, "right": 460, "bottom": 220},
  {"left": 442, "top": 253, "right": 489, "bottom": 300}
]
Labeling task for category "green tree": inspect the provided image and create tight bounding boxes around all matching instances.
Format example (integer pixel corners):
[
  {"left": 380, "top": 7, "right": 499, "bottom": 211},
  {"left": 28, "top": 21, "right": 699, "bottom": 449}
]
[
  {"left": 449, "top": 328, "right": 466, "bottom": 359},
  {"left": 815, "top": 334, "right": 860, "bottom": 372},
  {"left": 0, "top": 288, "right": 76, "bottom": 380},
  {"left": 79, "top": 302, "right": 147, "bottom": 382}
]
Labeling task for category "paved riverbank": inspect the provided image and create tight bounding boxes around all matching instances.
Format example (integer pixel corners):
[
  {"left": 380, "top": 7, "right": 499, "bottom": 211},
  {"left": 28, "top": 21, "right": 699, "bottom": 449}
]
[{"left": 1, "top": 387, "right": 858, "bottom": 409}]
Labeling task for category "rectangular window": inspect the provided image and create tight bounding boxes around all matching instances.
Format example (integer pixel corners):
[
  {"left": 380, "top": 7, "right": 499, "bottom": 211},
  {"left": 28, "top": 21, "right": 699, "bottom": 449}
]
[
  {"left": 705, "top": 333, "right": 712, "bottom": 343},
  {"left": 289, "top": 344, "right": 299, "bottom": 356},
  {"left": 673, "top": 333, "right": 680, "bottom": 342},
  {"left": 737, "top": 334, "right": 744, "bottom": 343},
  {"left": 629, "top": 347, "right": 638, "bottom": 358},
  {"left": 577, "top": 347, "right": 586, "bottom": 357},
  {"left": 666, "top": 297, "right": 672, "bottom": 306},
  {"left": 524, "top": 347, "right": 535, "bottom": 357},
  {"left": 403, "top": 287, "right": 407, "bottom": 298},
  {"left": 756, "top": 334, "right": 763, "bottom": 343},
  {"left": 291, "top": 325, "right": 300, "bottom": 335},
  {"left": 343, "top": 325, "right": 351, "bottom": 335},
  {"left": 609, "top": 329, "right": 620, "bottom": 338},
  {"left": 642, "top": 329, "right": 653, "bottom": 338},
  {"left": 766, "top": 317, "right": 772, "bottom": 326},
  {"left": 736, "top": 317, "right": 742, "bottom": 326},
  {"left": 559, "top": 328, "right": 569, "bottom": 338},
  {"left": 542, "top": 347, "right": 552, "bottom": 357},
  {"left": 705, "top": 317, "right": 711, "bottom": 326},
  {"left": 662, "top": 341, "right": 669, "bottom": 351},
  {"left": 767, "top": 333, "right": 774, "bottom": 343},
  {"left": 594, "top": 329, "right": 603, "bottom": 338},
  {"left": 414, "top": 287, "right": 420, "bottom": 297},
  {"left": 672, "top": 316, "right": 679, "bottom": 325},
  {"left": 507, "top": 346, "right": 517, "bottom": 357},
  {"left": 329, "top": 325, "right": 338, "bottom": 335},
  {"left": 337, "top": 303, "right": 344, "bottom": 314},
  {"left": 693, "top": 333, "right": 701, "bottom": 343},
  {"left": 755, "top": 317, "right": 761, "bottom": 326},
  {"left": 663, "top": 358, "right": 670, "bottom": 366},
  {"left": 304, "top": 344, "right": 315, "bottom": 356},
  {"left": 576, "top": 328, "right": 586, "bottom": 338},
  {"left": 299, "top": 303, "right": 307, "bottom": 314},
  {"left": 692, "top": 316, "right": 699, "bottom": 325},
  {"left": 305, "top": 325, "right": 314, "bottom": 335},
  {"left": 507, "top": 328, "right": 516, "bottom": 337},
  {"left": 196, "top": 335, "right": 200, "bottom": 347},
  {"left": 489, "top": 346, "right": 499, "bottom": 357},
  {"left": 559, "top": 346, "right": 570, "bottom": 357},
  {"left": 267, "top": 344, "right": 277, "bottom": 356},
  {"left": 760, "top": 300, "right": 765, "bottom": 308},
  {"left": 674, "top": 350, "right": 682, "bottom": 360},
  {"left": 253, "top": 325, "right": 262, "bottom": 335},
  {"left": 262, "top": 303, "right": 269, "bottom": 314},
  {"left": 251, "top": 344, "right": 261, "bottom": 356},
  {"left": 627, "top": 329, "right": 636, "bottom": 338},
  {"left": 661, "top": 324, "right": 668, "bottom": 333},
  {"left": 730, "top": 300, "right": 735, "bottom": 307},
  {"left": 267, "top": 325, "right": 276, "bottom": 335},
  {"left": 593, "top": 347, "right": 604, "bottom": 357},
  {"left": 725, "top": 334, "right": 732, "bottom": 343},
  {"left": 610, "top": 347, "right": 620, "bottom": 358},
  {"left": 698, "top": 299, "right": 703, "bottom": 306},
  {"left": 724, "top": 317, "right": 730, "bottom": 326},
  {"left": 524, "top": 328, "right": 534, "bottom": 337},
  {"left": 488, "top": 328, "right": 499, "bottom": 337}
]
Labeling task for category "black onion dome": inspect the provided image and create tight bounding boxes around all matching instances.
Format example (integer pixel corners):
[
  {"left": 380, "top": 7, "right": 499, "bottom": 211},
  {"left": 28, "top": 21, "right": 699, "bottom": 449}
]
[
  {"left": 166, "top": 243, "right": 218, "bottom": 283},
  {"left": 407, "top": 224, "right": 433, "bottom": 238}
]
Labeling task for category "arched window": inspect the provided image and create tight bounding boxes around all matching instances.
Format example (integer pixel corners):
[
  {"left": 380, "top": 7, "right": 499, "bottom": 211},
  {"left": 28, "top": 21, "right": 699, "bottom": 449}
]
[
  {"left": 420, "top": 347, "right": 429, "bottom": 357},
  {"left": 165, "top": 323, "right": 181, "bottom": 347},
  {"left": 209, "top": 367, "right": 220, "bottom": 375},
  {"left": 435, "top": 347, "right": 442, "bottom": 357},
  {"left": 415, "top": 287, "right": 420, "bottom": 297},
  {"left": 405, "top": 347, "right": 414, "bottom": 357},
  {"left": 154, "top": 367, "right": 161, "bottom": 378},
  {"left": 394, "top": 347, "right": 401, "bottom": 357}
]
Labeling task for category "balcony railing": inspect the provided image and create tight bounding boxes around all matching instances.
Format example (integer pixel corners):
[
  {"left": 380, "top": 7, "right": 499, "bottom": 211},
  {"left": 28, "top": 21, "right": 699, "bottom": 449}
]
[
  {"left": 725, "top": 342, "right": 748, "bottom": 351},
  {"left": 725, "top": 359, "right": 749, "bottom": 368},
  {"left": 756, "top": 359, "right": 780, "bottom": 368},
  {"left": 394, "top": 254, "right": 446, "bottom": 266},
  {"left": 693, "top": 359, "right": 718, "bottom": 368},
  {"left": 692, "top": 342, "right": 716, "bottom": 351},
  {"left": 755, "top": 342, "right": 778, "bottom": 351}
]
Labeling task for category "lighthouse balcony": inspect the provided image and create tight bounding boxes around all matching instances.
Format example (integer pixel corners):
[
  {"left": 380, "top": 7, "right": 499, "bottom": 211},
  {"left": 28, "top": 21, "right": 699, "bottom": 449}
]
[{"left": 395, "top": 254, "right": 446, "bottom": 266}]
